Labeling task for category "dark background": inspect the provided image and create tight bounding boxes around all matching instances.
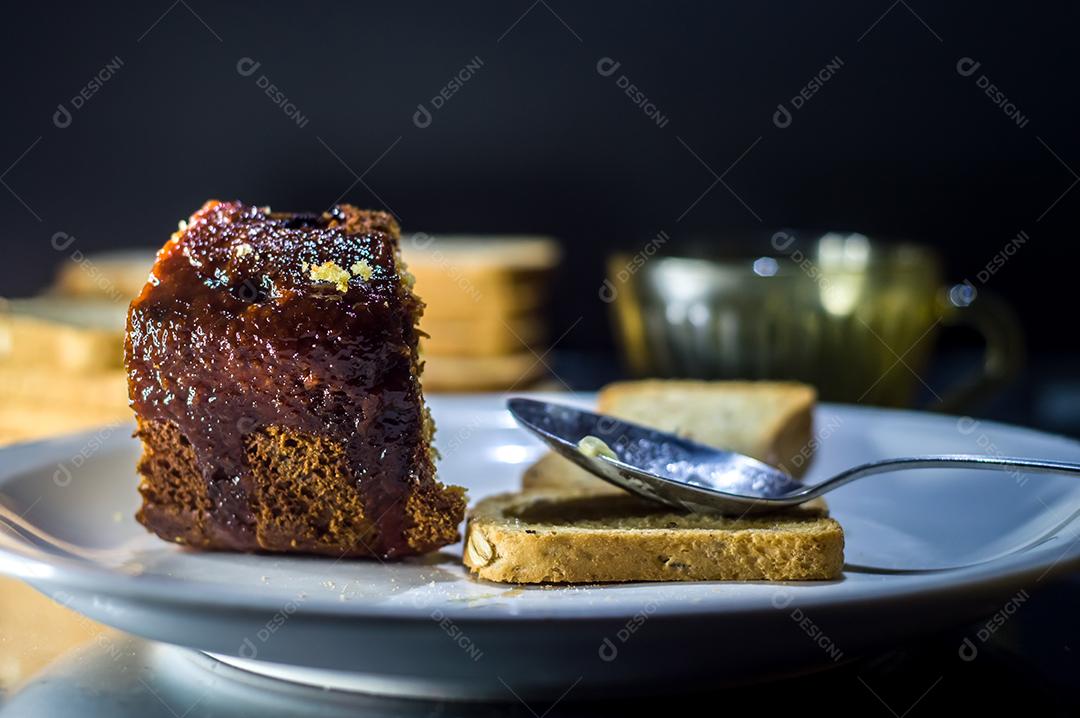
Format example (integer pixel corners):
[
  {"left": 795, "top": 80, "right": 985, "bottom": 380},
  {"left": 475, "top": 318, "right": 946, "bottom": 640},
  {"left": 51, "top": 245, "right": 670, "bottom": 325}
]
[
  {"left": 1, "top": 1, "right": 1077, "bottom": 416},
  {"left": 1, "top": 7, "right": 1079, "bottom": 711}
]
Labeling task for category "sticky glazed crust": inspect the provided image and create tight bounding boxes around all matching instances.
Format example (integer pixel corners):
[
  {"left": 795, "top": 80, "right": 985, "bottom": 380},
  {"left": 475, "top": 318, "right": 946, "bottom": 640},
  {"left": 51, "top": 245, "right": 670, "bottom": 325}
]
[{"left": 125, "top": 201, "right": 465, "bottom": 558}]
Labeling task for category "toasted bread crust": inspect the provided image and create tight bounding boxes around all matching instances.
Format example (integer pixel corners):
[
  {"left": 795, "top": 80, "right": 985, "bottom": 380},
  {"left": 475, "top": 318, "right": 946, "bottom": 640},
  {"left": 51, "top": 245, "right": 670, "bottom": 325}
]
[
  {"left": 421, "top": 351, "right": 545, "bottom": 392},
  {"left": 464, "top": 490, "right": 844, "bottom": 584},
  {"left": 523, "top": 380, "right": 818, "bottom": 493},
  {"left": 597, "top": 380, "right": 817, "bottom": 474}
]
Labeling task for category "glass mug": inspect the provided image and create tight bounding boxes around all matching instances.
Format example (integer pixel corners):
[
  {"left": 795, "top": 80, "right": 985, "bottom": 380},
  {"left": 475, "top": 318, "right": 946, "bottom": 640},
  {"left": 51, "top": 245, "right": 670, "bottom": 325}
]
[{"left": 606, "top": 232, "right": 1024, "bottom": 410}]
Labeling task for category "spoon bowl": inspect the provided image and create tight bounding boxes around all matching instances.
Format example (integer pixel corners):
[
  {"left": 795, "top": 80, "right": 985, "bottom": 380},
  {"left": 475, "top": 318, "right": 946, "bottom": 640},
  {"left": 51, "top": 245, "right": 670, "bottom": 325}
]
[
  {"left": 507, "top": 398, "right": 808, "bottom": 513},
  {"left": 507, "top": 398, "right": 1080, "bottom": 515}
]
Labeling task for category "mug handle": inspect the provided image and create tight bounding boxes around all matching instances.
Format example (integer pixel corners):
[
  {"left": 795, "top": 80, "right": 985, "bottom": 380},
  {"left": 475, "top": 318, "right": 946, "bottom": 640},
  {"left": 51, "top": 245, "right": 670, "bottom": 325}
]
[{"left": 930, "top": 284, "right": 1025, "bottom": 413}]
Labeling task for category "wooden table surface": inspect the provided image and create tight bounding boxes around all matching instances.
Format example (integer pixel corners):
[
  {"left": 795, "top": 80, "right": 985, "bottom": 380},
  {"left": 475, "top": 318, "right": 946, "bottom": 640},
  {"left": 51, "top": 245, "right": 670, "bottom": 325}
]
[
  {"left": 0, "top": 578, "right": 111, "bottom": 694},
  {"left": 0, "top": 424, "right": 113, "bottom": 694}
]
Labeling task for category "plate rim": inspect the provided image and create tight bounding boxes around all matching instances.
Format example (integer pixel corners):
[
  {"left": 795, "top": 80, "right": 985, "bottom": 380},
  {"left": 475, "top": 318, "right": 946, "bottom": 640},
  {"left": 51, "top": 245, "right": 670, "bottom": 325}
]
[{"left": 1, "top": 396, "right": 1079, "bottom": 622}]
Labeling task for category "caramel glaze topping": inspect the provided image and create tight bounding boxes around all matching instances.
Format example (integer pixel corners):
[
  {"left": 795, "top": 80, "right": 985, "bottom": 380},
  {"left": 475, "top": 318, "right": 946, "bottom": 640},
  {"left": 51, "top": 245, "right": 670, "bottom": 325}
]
[{"left": 125, "top": 200, "right": 430, "bottom": 558}]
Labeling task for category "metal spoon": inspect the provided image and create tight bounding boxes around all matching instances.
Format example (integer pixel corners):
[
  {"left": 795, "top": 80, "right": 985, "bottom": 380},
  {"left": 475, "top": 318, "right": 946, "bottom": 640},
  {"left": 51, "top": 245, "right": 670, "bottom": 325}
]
[{"left": 507, "top": 398, "right": 1080, "bottom": 515}]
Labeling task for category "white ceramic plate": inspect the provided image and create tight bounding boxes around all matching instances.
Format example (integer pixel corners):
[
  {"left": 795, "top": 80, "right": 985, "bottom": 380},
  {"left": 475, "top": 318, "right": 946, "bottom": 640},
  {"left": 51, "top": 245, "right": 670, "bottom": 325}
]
[{"left": 1, "top": 394, "right": 1078, "bottom": 700}]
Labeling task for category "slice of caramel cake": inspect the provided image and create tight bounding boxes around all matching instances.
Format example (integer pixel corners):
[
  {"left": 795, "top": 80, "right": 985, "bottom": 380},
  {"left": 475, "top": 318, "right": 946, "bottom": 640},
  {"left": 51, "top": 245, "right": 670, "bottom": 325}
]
[{"left": 125, "top": 200, "right": 464, "bottom": 558}]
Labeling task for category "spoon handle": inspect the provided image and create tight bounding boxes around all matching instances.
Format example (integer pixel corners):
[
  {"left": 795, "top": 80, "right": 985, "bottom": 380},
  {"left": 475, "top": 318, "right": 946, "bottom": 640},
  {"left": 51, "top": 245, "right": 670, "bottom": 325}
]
[{"left": 804, "top": 455, "right": 1080, "bottom": 500}]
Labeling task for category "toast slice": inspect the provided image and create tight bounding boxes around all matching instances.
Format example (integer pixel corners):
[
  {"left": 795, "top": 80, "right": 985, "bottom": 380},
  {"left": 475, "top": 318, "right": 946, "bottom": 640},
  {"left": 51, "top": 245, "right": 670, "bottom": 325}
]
[
  {"left": 0, "top": 298, "right": 126, "bottom": 372},
  {"left": 463, "top": 490, "right": 844, "bottom": 583},
  {"left": 0, "top": 365, "right": 128, "bottom": 409},
  {"left": 0, "top": 400, "right": 130, "bottom": 445},
  {"left": 51, "top": 249, "right": 154, "bottom": 300},
  {"left": 419, "top": 313, "right": 546, "bottom": 357},
  {"left": 421, "top": 351, "right": 546, "bottom": 392},
  {"left": 402, "top": 235, "right": 560, "bottom": 320},
  {"left": 523, "top": 380, "right": 816, "bottom": 493}
]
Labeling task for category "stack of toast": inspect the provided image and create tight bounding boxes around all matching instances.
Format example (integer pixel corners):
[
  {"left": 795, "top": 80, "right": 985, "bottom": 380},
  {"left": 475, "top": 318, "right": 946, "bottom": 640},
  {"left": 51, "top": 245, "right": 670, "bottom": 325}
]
[
  {"left": 0, "top": 296, "right": 133, "bottom": 443},
  {"left": 38, "top": 236, "right": 564, "bottom": 395},
  {"left": 400, "top": 235, "right": 561, "bottom": 392},
  {"left": 52, "top": 249, "right": 155, "bottom": 301},
  {"left": 0, "top": 249, "right": 150, "bottom": 442},
  {"left": 464, "top": 381, "right": 844, "bottom": 583}
]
